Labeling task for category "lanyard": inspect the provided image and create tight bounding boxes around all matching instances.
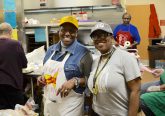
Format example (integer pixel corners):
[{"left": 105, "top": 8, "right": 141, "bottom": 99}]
[{"left": 93, "top": 47, "right": 115, "bottom": 94}]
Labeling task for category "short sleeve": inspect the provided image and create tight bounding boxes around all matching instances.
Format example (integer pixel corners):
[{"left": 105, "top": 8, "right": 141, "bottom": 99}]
[
  {"left": 122, "top": 52, "right": 141, "bottom": 82},
  {"left": 80, "top": 51, "right": 93, "bottom": 78}
]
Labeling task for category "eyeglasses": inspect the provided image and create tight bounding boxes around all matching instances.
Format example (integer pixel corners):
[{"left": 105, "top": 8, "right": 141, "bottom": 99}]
[
  {"left": 91, "top": 33, "right": 111, "bottom": 40},
  {"left": 92, "top": 33, "right": 112, "bottom": 44},
  {"left": 60, "top": 28, "right": 77, "bottom": 34},
  {"left": 93, "top": 38, "right": 109, "bottom": 44}
]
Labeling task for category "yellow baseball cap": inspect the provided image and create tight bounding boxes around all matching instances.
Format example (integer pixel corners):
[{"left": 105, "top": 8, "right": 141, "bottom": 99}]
[{"left": 59, "top": 16, "right": 78, "bottom": 29}]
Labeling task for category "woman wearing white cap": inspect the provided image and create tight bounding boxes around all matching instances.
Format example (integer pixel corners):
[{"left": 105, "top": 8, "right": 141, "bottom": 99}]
[{"left": 88, "top": 22, "right": 141, "bottom": 116}]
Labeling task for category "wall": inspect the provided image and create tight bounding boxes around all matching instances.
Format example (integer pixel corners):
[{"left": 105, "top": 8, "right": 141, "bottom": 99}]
[
  {"left": 54, "top": 0, "right": 111, "bottom": 8},
  {"left": 126, "top": 5, "right": 150, "bottom": 60},
  {"left": 23, "top": 0, "right": 123, "bottom": 25},
  {"left": 0, "top": 0, "right": 26, "bottom": 51},
  {"left": 0, "top": 0, "right": 3, "bottom": 23},
  {"left": 24, "top": 8, "right": 124, "bottom": 26},
  {"left": 23, "top": 0, "right": 164, "bottom": 59},
  {"left": 126, "top": 0, "right": 165, "bottom": 37},
  {"left": 125, "top": 0, "right": 165, "bottom": 60},
  {"left": 24, "top": 0, "right": 112, "bottom": 9}
]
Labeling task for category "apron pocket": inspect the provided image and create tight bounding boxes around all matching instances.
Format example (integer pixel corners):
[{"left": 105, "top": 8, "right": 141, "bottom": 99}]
[{"left": 47, "top": 84, "right": 62, "bottom": 102}]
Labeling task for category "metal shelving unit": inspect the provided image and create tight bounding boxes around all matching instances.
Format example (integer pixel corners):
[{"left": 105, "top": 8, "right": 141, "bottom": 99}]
[{"left": 24, "top": 22, "right": 97, "bottom": 52}]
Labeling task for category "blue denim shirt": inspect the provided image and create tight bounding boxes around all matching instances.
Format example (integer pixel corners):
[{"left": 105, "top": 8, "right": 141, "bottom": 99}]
[{"left": 44, "top": 40, "right": 90, "bottom": 94}]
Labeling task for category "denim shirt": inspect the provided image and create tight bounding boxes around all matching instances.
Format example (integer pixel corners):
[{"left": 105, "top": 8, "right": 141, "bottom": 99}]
[{"left": 44, "top": 40, "right": 90, "bottom": 94}]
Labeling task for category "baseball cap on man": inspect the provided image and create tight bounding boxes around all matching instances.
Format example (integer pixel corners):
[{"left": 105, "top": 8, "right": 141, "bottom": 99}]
[
  {"left": 90, "top": 22, "right": 113, "bottom": 37},
  {"left": 59, "top": 16, "right": 78, "bottom": 29}
]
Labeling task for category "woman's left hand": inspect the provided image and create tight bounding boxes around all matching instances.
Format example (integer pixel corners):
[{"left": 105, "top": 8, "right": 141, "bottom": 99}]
[
  {"left": 56, "top": 78, "right": 76, "bottom": 97},
  {"left": 152, "top": 69, "right": 164, "bottom": 77}
]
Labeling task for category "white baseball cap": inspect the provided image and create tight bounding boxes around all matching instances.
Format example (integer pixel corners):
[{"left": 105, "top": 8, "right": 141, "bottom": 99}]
[{"left": 90, "top": 22, "right": 113, "bottom": 37}]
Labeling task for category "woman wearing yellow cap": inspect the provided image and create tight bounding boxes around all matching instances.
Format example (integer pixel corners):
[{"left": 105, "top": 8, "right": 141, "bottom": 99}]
[{"left": 37, "top": 16, "right": 93, "bottom": 116}]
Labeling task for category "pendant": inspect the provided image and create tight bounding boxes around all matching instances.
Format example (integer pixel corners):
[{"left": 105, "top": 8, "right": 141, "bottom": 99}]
[{"left": 93, "top": 85, "right": 98, "bottom": 95}]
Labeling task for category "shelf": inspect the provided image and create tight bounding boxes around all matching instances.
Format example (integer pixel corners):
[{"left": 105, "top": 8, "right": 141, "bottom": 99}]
[
  {"left": 24, "top": 5, "right": 118, "bottom": 14},
  {"left": 24, "top": 22, "right": 96, "bottom": 52},
  {"left": 24, "top": 22, "right": 97, "bottom": 28}
]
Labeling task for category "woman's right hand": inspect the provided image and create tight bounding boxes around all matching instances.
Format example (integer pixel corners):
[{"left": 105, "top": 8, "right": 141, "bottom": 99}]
[{"left": 37, "top": 75, "right": 46, "bottom": 86}]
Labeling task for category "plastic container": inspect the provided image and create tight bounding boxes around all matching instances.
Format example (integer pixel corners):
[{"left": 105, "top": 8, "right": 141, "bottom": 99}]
[
  {"left": 78, "top": 12, "right": 88, "bottom": 20},
  {"left": 82, "top": 12, "right": 88, "bottom": 20}
]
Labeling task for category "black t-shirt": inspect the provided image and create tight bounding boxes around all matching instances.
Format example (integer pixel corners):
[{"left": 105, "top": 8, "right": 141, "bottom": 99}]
[{"left": 0, "top": 38, "right": 27, "bottom": 90}]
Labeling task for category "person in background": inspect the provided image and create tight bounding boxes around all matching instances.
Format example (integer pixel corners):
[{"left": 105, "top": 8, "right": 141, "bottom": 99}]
[
  {"left": 141, "top": 68, "right": 165, "bottom": 94},
  {"left": 140, "top": 68, "right": 165, "bottom": 116},
  {"left": 37, "top": 16, "right": 93, "bottom": 116},
  {"left": 88, "top": 22, "right": 141, "bottom": 116},
  {"left": 113, "top": 12, "right": 141, "bottom": 49},
  {"left": 0, "top": 22, "right": 27, "bottom": 109}
]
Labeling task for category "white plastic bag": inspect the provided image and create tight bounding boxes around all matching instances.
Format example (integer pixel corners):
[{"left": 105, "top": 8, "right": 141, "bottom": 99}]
[
  {"left": 24, "top": 46, "right": 45, "bottom": 74},
  {"left": 26, "top": 46, "right": 45, "bottom": 64}
]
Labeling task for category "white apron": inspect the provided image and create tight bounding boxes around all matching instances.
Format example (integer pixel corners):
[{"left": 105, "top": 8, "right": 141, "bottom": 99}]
[{"left": 43, "top": 51, "right": 84, "bottom": 116}]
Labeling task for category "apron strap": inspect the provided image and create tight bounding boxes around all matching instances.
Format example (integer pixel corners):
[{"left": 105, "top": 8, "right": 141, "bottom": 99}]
[
  {"left": 48, "top": 51, "right": 70, "bottom": 65},
  {"left": 61, "top": 52, "right": 70, "bottom": 65},
  {"left": 49, "top": 51, "right": 56, "bottom": 60}
]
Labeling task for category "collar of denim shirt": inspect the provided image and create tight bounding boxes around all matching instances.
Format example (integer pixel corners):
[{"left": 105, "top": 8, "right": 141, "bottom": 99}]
[{"left": 50, "top": 39, "right": 78, "bottom": 55}]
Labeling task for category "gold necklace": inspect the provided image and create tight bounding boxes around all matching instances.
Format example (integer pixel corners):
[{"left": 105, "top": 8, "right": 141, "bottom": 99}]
[{"left": 92, "top": 48, "right": 115, "bottom": 95}]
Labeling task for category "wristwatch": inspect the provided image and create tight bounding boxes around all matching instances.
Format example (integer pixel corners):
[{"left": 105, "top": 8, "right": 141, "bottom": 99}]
[{"left": 74, "top": 77, "right": 80, "bottom": 88}]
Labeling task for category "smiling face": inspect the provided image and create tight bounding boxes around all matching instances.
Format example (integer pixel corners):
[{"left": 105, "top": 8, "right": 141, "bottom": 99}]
[
  {"left": 59, "top": 23, "right": 78, "bottom": 46},
  {"left": 91, "top": 30, "right": 113, "bottom": 54}
]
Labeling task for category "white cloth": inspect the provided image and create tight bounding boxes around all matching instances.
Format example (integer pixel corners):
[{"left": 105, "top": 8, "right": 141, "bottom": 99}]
[
  {"left": 43, "top": 52, "right": 84, "bottom": 116},
  {"left": 147, "top": 86, "right": 160, "bottom": 92},
  {"left": 88, "top": 49, "right": 141, "bottom": 116}
]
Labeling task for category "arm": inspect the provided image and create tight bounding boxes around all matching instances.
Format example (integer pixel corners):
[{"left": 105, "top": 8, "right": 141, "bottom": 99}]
[
  {"left": 131, "top": 41, "right": 138, "bottom": 48},
  {"left": 147, "top": 84, "right": 165, "bottom": 92},
  {"left": 128, "top": 27, "right": 140, "bottom": 48},
  {"left": 79, "top": 51, "right": 93, "bottom": 86},
  {"left": 152, "top": 69, "right": 164, "bottom": 77},
  {"left": 133, "top": 27, "right": 141, "bottom": 45},
  {"left": 146, "top": 69, "right": 165, "bottom": 92},
  {"left": 37, "top": 46, "right": 54, "bottom": 86},
  {"left": 113, "top": 25, "right": 120, "bottom": 40},
  {"left": 127, "top": 77, "right": 141, "bottom": 116},
  {"left": 57, "top": 51, "right": 93, "bottom": 97},
  {"left": 17, "top": 42, "right": 27, "bottom": 68},
  {"left": 37, "top": 75, "right": 46, "bottom": 86},
  {"left": 160, "top": 84, "right": 165, "bottom": 91},
  {"left": 121, "top": 50, "right": 141, "bottom": 116}
]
